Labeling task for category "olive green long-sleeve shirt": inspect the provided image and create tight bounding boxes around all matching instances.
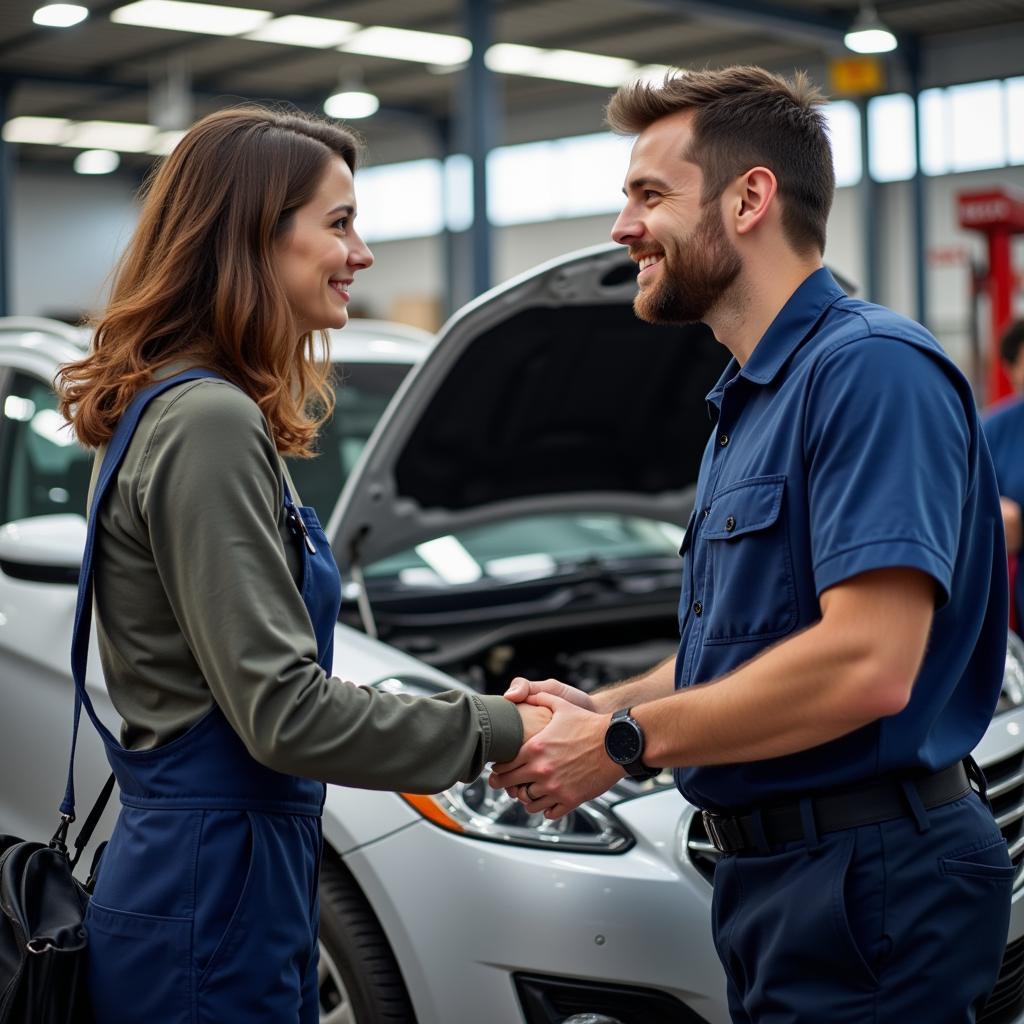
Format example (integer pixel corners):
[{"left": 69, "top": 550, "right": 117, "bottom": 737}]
[{"left": 89, "top": 375, "right": 522, "bottom": 793}]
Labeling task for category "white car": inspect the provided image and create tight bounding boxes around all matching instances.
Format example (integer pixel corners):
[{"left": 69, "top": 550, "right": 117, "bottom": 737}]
[{"left": 2, "top": 244, "right": 1024, "bottom": 1024}]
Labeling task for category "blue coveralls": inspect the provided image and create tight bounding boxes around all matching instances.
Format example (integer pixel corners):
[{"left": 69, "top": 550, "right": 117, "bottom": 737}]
[
  {"left": 62, "top": 369, "right": 341, "bottom": 1023},
  {"left": 675, "top": 270, "right": 1014, "bottom": 1022}
]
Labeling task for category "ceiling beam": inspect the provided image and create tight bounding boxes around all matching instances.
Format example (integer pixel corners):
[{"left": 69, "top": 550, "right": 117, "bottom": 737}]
[{"left": 635, "top": 0, "right": 851, "bottom": 52}]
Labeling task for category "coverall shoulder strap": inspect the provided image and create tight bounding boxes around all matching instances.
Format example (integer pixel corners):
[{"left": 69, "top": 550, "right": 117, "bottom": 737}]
[{"left": 60, "top": 368, "right": 226, "bottom": 816}]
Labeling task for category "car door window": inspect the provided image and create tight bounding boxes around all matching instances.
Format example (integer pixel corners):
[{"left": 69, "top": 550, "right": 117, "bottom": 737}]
[
  {"left": 287, "top": 361, "right": 411, "bottom": 515},
  {"left": 0, "top": 371, "right": 91, "bottom": 524}
]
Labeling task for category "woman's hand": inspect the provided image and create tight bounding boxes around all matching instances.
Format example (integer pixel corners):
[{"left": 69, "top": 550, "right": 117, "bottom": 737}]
[
  {"left": 515, "top": 702, "right": 553, "bottom": 745},
  {"left": 504, "top": 676, "right": 597, "bottom": 713}
]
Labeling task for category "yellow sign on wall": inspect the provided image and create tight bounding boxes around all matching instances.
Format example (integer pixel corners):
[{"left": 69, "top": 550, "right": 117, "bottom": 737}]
[{"left": 829, "top": 56, "right": 885, "bottom": 97}]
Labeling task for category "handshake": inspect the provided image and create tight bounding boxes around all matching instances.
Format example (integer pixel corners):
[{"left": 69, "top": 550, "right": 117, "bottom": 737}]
[{"left": 487, "top": 677, "right": 627, "bottom": 821}]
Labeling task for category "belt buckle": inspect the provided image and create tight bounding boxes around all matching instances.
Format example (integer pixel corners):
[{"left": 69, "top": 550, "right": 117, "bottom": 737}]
[{"left": 702, "top": 809, "right": 727, "bottom": 853}]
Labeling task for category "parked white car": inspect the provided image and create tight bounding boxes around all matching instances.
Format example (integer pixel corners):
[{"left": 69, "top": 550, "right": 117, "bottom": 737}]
[{"left": 2, "top": 244, "right": 1024, "bottom": 1024}]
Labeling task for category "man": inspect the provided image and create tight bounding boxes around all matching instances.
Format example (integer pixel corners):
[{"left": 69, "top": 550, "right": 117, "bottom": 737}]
[
  {"left": 490, "top": 66, "right": 1012, "bottom": 1023},
  {"left": 984, "top": 318, "right": 1024, "bottom": 631}
]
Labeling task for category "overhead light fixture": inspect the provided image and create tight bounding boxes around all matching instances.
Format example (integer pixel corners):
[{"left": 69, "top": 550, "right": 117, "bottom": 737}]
[
  {"left": 339, "top": 26, "right": 471, "bottom": 66},
  {"left": 484, "top": 43, "right": 545, "bottom": 76},
  {"left": 111, "top": 0, "right": 270, "bottom": 36},
  {"left": 632, "top": 64, "right": 673, "bottom": 86},
  {"left": 73, "top": 149, "right": 121, "bottom": 174},
  {"left": 32, "top": 4, "right": 88, "bottom": 26},
  {"left": 324, "top": 87, "right": 379, "bottom": 120},
  {"left": 485, "top": 43, "right": 637, "bottom": 87},
  {"left": 2, "top": 116, "right": 72, "bottom": 145},
  {"left": 245, "top": 15, "right": 360, "bottom": 48},
  {"left": 844, "top": 3, "right": 897, "bottom": 53},
  {"left": 64, "top": 120, "right": 157, "bottom": 152},
  {"left": 149, "top": 129, "right": 187, "bottom": 155}
]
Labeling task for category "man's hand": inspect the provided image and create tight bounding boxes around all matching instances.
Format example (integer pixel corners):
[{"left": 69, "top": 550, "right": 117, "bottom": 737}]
[
  {"left": 503, "top": 676, "right": 596, "bottom": 712},
  {"left": 515, "top": 701, "right": 553, "bottom": 745},
  {"left": 1002, "top": 496, "right": 1022, "bottom": 555},
  {"left": 489, "top": 694, "right": 622, "bottom": 819}
]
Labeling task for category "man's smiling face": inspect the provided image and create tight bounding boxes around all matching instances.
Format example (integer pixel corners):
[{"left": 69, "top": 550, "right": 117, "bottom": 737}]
[{"left": 611, "top": 110, "right": 741, "bottom": 325}]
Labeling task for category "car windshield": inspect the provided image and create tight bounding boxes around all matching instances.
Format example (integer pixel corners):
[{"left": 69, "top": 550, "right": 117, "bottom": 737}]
[
  {"left": 363, "top": 512, "right": 685, "bottom": 588},
  {"left": 287, "top": 360, "right": 411, "bottom": 515}
]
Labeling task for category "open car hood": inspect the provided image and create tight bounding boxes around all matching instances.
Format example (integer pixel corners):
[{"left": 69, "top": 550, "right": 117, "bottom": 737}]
[{"left": 327, "top": 242, "right": 731, "bottom": 575}]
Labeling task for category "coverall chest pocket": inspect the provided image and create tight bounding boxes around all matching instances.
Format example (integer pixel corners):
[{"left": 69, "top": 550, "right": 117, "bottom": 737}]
[{"left": 703, "top": 475, "right": 797, "bottom": 644}]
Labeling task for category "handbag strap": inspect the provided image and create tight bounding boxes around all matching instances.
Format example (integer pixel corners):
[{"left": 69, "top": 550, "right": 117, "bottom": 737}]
[{"left": 59, "top": 368, "right": 225, "bottom": 820}]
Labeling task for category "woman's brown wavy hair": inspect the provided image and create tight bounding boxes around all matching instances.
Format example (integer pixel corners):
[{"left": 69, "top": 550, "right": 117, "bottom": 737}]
[{"left": 57, "top": 106, "right": 360, "bottom": 456}]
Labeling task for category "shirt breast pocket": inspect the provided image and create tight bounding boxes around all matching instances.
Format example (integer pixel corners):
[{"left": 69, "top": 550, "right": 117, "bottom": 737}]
[{"left": 703, "top": 475, "right": 797, "bottom": 644}]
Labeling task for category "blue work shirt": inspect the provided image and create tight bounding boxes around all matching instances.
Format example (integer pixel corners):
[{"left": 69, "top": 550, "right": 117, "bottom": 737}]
[
  {"left": 983, "top": 395, "right": 1024, "bottom": 631},
  {"left": 675, "top": 267, "right": 1007, "bottom": 812}
]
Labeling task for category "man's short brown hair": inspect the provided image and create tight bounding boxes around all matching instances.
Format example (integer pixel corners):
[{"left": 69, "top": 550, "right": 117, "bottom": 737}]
[{"left": 607, "top": 66, "right": 835, "bottom": 255}]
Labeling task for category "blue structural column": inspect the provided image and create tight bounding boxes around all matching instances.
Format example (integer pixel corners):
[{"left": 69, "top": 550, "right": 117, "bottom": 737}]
[
  {"left": 461, "top": 0, "right": 495, "bottom": 299},
  {"left": 0, "top": 82, "right": 10, "bottom": 316},
  {"left": 906, "top": 40, "right": 928, "bottom": 329},
  {"left": 858, "top": 96, "right": 879, "bottom": 304}
]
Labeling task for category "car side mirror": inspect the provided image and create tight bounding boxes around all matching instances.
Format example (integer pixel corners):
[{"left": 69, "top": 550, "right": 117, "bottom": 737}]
[{"left": 0, "top": 514, "right": 85, "bottom": 584}]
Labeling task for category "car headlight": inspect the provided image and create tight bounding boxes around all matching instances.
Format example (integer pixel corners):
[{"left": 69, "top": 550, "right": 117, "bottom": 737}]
[
  {"left": 1000, "top": 630, "right": 1024, "bottom": 712},
  {"left": 400, "top": 771, "right": 634, "bottom": 853},
  {"left": 371, "top": 675, "right": 647, "bottom": 853}
]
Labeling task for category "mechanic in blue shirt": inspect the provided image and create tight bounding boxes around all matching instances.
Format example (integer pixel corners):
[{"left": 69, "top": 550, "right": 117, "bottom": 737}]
[
  {"left": 984, "top": 319, "right": 1024, "bottom": 633},
  {"left": 492, "top": 66, "right": 1013, "bottom": 1022}
]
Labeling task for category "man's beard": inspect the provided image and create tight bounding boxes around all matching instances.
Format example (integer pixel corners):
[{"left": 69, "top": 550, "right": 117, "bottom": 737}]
[{"left": 633, "top": 203, "right": 741, "bottom": 325}]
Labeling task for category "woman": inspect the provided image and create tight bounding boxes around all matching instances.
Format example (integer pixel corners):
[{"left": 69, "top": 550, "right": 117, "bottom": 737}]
[{"left": 57, "top": 107, "right": 550, "bottom": 1023}]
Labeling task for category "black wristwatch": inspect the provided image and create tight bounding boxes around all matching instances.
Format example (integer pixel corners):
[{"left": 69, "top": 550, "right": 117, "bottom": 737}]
[{"left": 604, "top": 707, "right": 660, "bottom": 782}]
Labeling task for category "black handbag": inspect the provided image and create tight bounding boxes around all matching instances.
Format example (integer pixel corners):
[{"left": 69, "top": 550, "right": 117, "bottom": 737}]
[{"left": 0, "top": 774, "right": 115, "bottom": 1024}]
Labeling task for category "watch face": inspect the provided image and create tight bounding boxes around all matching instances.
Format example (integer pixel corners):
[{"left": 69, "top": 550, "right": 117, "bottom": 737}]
[{"left": 606, "top": 720, "right": 642, "bottom": 764}]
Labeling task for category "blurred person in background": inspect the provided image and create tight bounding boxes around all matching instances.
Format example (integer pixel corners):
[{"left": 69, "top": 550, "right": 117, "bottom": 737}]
[{"left": 984, "top": 318, "right": 1024, "bottom": 632}]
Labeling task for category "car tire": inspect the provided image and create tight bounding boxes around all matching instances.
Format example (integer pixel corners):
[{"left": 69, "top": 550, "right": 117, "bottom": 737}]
[{"left": 318, "top": 856, "right": 418, "bottom": 1024}]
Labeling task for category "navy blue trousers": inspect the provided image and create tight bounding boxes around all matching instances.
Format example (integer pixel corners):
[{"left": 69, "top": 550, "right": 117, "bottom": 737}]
[{"left": 711, "top": 792, "right": 1013, "bottom": 1023}]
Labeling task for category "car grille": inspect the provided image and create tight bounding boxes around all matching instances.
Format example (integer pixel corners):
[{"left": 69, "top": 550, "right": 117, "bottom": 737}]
[
  {"left": 985, "top": 749, "right": 1024, "bottom": 893},
  {"left": 979, "top": 936, "right": 1024, "bottom": 1024},
  {"left": 684, "top": 754, "right": 1024, "bottom": 1022}
]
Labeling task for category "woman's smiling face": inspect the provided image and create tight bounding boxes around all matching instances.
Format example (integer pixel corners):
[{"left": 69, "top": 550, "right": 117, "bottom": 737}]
[{"left": 274, "top": 155, "right": 373, "bottom": 334}]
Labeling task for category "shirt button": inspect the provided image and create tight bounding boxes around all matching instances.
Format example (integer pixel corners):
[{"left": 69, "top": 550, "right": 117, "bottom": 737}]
[
  {"left": 693, "top": 601, "right": 703, "bottom": 616},
  {"left": 725, "top": 515, "right": 736, "bottom": 532},
  {"left": 718, "top": 433, "right": 729, "bottom": 447},
  {"left": 702, "top": 507, "right": 710, "bottom": 519}
]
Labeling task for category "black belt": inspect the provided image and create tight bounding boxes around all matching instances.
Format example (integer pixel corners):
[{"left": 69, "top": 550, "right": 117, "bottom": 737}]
[{"left": 701, "top": 761, "right": 974, "bottom": 855}]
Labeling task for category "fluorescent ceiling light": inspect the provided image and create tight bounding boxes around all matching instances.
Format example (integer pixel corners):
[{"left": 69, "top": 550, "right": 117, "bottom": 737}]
[
  {"left": 324, "top": 90, "right": 379, "bottom": 119},
  {"left": 2, "top": 116, "right": 72, "bottom": 145},
  {"left": 246, "top": 15, "right": 359, "bottom": 48},
  {"left": 33, "top": 3, "right": 88, "bottom": 26},
  {"left": 542, "top": 49, "right": 638, "bottom": 87},
  {"left": 844, "top": 3, "right": 897, "bottom": 53},
  {"left": 485, "top": 43, "right": 637, "bottom": 87},
  {"left": 340, "top": 26, "right": 471, "bottom": 66},
  {"left": 64, "top": 120, "right": 157, "bottom": 152},
  {"left": 74, "top": 149, "right": 121, "bottom": 175},
  {"left": 485, "top": 43, "right": 546, "bottom": 76},
  {"left": 150, "top": 129, "right": 187, "bottom": 154},
  {"left": 632, "top": 63, "right": 673, "bottom": 86},
  {"left": 110, "top": 0, "right": 270, "bottom": 36}
]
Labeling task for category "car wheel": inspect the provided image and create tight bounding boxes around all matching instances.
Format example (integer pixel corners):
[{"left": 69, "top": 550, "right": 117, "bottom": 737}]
[{"left": 318, "top": 857, "right": 418, "bottom": 1024}]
